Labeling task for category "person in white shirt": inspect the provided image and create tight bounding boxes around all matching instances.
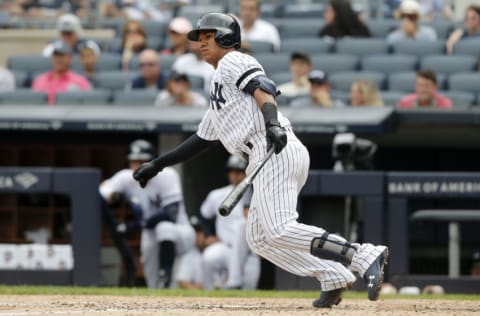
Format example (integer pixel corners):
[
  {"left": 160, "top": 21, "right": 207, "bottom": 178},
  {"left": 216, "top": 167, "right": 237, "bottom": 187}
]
[
  {"left": 238, "top": 0, "right": 281, "bottom": 52},
  {"left": 277, "top": 52, "right": 312, "bottom": 98},
  {"left": 155, "top": 72, "right": 207, "bottom": 107}
]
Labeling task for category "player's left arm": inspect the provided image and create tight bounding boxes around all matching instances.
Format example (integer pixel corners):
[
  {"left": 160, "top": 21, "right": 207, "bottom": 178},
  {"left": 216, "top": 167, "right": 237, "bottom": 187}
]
[{"left": 243, "top": 76, "right": 287, "bottom": 154}]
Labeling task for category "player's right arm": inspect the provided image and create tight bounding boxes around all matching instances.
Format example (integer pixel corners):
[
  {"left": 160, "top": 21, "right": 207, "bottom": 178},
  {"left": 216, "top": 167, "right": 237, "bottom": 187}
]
[{"left": 133, "top": 133, "right": 219, "bottom": 188}]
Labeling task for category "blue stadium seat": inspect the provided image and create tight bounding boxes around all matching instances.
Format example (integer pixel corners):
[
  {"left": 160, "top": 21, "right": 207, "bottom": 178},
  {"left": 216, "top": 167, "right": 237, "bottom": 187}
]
[
  {"left": 381, "top": 91, "right": 405, "bottom": 106},
  {"left": 188, "top": 75, "right": 204, "bottom": 90},
  {"left": 365, "top": 19, "right": 398, "bottom": 38},
  {"left": 448, "top": 72, "right": 480, "bottom": 93},
  {"left": 72, "top": 53, "right": 122, "bottom": 73},
  {"left": 361, "top": 54, "right": 417, "bottom": 73},
  {"left": 331, "top": 90, "right": 350, "bottom": 104},
  {"left": 440, "top": 90, "right": 476, "bottom": 109},
  {"left": 453, "top": 40, "right": 480, "bottom": 57},
  {"left": 420, "top": 55, "right": 477, "bottom": 75},
  {"left": 271, "top": 18, "right": 323, "bottom": 38},
  {"left": 390, "top": 40, "right": 445, "bottom": 56},
  {"left": 329, "top": 71, "right": 386, "bottom": 91},
  {"left": 280, "top": 38, "right": 333, "bottom": 54},
  {"left": 112, "top": 89, "right": 158, "bottom": 106},
  {"left": 271, "top": 72, "right": 292, "bottom": 85},
  {"left": 7, "top": 54, "right": 51, "bottom": 75},
  {"left": 178, "top": 4, "right": 225, "bottom": 24},
  {"left": 255, "top": 53, "right": 291, "bottom": 75},
  {"left": 311, "top": 54, "right": 359, "bottom": 73},
  {"left": 93, "top": 71, "right": 137, "bottom": 91},
  {"left": 421, "top": 20, "right": 454, "bottom": 39},
  {"left": 283, "top": 3, "right": 324, "bottom": 18},
  {"left": 0, "top": 90, "right": 47, "bottom": 105},
  {"left": 247, "top": 40, "right": 275, "bottom": 53},
  {"left": 335, "top": 38, "right": 389, "bottom": 57},
  {"left": 55, "top": 89, "right": 112, "bottom": 105}
]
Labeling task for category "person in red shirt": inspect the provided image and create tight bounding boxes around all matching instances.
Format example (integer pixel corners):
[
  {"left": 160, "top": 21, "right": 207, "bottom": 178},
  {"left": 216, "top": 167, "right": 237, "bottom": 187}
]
[
  {"left": 32, "top": 40, "right": 91, "bottom": 105},
  {"left": 397, "top": 69, "right": 452, "bottom": 109}
]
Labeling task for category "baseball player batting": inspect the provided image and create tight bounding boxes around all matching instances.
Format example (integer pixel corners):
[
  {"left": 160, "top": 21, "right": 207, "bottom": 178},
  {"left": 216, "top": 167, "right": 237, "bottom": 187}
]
[{"left": 133, "top": 13, "right": 388, "bottom": 308}]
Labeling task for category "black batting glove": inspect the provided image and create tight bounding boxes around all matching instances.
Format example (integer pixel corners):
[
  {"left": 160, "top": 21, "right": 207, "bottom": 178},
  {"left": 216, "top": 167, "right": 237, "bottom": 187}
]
[
  {"left": 133, "top": 161, "right": 163, "bottom": 188},
  {"left": 266, "top": 121, "right": 287, "bottom": 154}
]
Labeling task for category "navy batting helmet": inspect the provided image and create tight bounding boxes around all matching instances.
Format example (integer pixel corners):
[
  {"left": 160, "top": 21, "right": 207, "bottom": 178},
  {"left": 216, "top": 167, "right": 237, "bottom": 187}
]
[
  {"left": 225, "top": 155, "right": 247, "bottom": 171},
  {"left": 127, "top": 139, "right": 155, "bottom": 161},
  {"left": 187, "top": 13, "right": 241, "bottom": 49}
]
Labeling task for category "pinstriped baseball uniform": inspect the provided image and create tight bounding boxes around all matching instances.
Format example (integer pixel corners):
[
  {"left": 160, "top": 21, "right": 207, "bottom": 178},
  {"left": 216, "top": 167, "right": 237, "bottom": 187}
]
[{"left": 197, "top": 50, "right": 383, "bottom": 291}]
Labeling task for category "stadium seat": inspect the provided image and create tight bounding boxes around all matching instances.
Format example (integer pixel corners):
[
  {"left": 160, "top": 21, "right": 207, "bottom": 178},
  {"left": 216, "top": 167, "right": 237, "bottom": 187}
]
[
  {"left": 361, "top": 54, "right": 418, "bottom": 73},
  {"left": 365, "top": 19, "right": 398, "bottom": 38},
  {"left": 448, "top": 72, "right": 480, "bottom": 93},
  {"left": 72, "top": 53, "right": 122, "bottom": 73},
  {"left": 283, "top": 3, "right": 324, "bottom": 18},
  {"left": 381, "top": 91, "right": 405, "bottom": 106},
  {"left": 440, "top": 90, "right": 476, "bottom": 109},
  {"left": 388, "top": 71, "right": 448, "bottom": 91},
  {"left": 390, "top": 40, "right": 445, "bottom": 56},
  {"left": 0, "top": 90, "right": 47, "bottom": 105},
  {"left": 420, "top": 55, "right": 477, "bottom": 75},
  {"left": 11, "top": 70, "right": 29, "bottom": 88},
  {"left": 93, "top": 71, "right": 137, "bottom": 91},
  {"left": 55, "top": 89, "right": 112, "bottom": 105},
  {"left": 112, "top": 90, "right": 158, "bottom": 106},
  {"left": 280, "top": 38, "right": 333, "bottom": 54},
  {"left": 453, "top": 40, "right": 480, "bottom": 57},
  {"left": 331, "top": 90, "right": 350, "bottom": 104},
  {"left": 188, "top": 75, "right": 204, "bottom": 90},
  {"left": 270, "top": 72, "right": 292, "bottom": 85},
  {"left": 272, "top": 18, "right": 324, "bottom": 38},
  {"left": 255, "top": 53, "right": 291, "bottom": 75},
  {"left": 7, "top": 54, "right": 51, "bottom": 75},
  {"left": 247, "top": 40, "right": 275, "bottom": 53},
  {"left": 129, "top": 54, "right": 176, "bottom": 73},
  {"left": 311, "top": 54, "right": 359, "bottom": 73},
  {"left": 329, "top": 71, "right": 386, "bottom": 91},
  {"left": 421, "top": 20, "right": 454, "bottom": 39},
  {"left": 335, "top": 38, "right": 389, "bottom": 57},
  {"left": 178, "top": 4, "right": 225, "bottom": 24}
]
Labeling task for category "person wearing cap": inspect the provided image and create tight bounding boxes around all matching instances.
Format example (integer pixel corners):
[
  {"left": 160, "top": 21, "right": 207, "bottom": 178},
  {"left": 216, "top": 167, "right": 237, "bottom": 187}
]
[
  {"left": 277, "top": 52, "right": 313, "bottom": 98},
  {"left": 290, "top": 70, "right": 344, "bottom": 108},
  {"left": 160, "top": 17, "right": 193, "bottom": 57},
  {"left": 32, "top": 40, "right": 91, "bottom": 104},
  {"left": 386, "top": 0, "right": 437, "bottom": 44},
  {"left": 42, "top": 14, "right": 101, "bottom": 57},
  {"left": 238, "top": 0, "right": 281, "bottom": 52},
  {"left": 128, "top": 49, "right": 166, "bottom": 90},
  {"left": 154, "top": 72, "right": 207, "bottom": 107}
]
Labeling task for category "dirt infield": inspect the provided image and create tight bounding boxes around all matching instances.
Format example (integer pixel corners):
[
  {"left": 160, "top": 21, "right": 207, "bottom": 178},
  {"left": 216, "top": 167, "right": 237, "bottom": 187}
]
[{"left": 0, "top": 295, "right": 478, "bottom": 316}]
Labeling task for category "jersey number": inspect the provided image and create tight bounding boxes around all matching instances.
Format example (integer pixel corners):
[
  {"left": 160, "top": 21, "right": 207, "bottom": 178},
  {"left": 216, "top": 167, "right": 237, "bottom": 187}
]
[{"left": 210, "top": 82, "right": 226, "bottom": 110}]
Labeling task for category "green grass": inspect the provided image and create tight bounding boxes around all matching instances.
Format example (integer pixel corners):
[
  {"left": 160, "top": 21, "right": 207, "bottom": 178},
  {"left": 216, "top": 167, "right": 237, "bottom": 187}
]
[{"left": 0, "top": 286, "right": 479, "bottom": 301}]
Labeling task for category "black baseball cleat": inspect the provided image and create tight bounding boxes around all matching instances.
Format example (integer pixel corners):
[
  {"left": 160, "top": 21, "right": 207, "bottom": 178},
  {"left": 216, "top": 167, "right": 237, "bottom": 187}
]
[
  {"left": 312, "top": 288, "right": 343, "bottom": 308},
  {"left": 364, "top": 246, "right": 389, "bottom": 301}
]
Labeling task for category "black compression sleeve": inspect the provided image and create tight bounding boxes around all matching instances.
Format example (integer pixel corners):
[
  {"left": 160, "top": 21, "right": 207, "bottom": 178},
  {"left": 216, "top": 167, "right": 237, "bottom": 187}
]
[
  {"left": 261, "top": 102, "right": 280, "bottom": 126},
  {"left": 151, "top": 134, "right": 218, "bottom": 168}
]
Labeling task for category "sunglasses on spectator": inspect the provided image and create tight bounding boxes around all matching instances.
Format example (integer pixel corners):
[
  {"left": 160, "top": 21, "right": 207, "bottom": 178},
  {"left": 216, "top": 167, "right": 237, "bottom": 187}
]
[
  {"left": 140, "top": 62, "right": 157, "bottom": 67},
  {"left": 400, "top": 13, "right": 418, "bottom": 21}
]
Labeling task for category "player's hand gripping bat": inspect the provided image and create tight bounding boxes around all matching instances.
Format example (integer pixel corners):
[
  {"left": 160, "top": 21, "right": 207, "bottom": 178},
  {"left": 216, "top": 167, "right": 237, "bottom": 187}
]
[{"left": 218, "top": 147, "right": 274, "bottom": 216}]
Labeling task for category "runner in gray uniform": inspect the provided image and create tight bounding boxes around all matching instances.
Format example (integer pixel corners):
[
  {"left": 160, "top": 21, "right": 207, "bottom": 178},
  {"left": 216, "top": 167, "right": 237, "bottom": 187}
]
[{"left": 133, "top": 13, "right": 388, "bottom": 307}]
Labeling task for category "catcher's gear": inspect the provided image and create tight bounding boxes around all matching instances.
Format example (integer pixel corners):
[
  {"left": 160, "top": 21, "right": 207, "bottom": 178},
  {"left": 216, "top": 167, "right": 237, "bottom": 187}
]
[
  {"left": 128, "top": 139, "right": 155, "bottom": 161},
  {"left": 187, "top": 13, "right": 241, "bottom": 49},
  {"left": 225, "top": 155, "right": 247, "bottom": 171}
]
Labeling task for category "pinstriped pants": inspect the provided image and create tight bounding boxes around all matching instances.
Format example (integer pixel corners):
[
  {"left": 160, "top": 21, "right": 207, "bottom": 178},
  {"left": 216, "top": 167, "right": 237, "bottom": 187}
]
[{"left": 246, "top": 133, "right": 357, "bottom": 291}]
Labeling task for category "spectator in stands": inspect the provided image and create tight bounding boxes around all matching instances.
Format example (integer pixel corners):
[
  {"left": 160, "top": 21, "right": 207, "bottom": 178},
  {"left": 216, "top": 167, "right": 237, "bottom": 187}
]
[
  {"left": 238, "top": 0, "right": 281, "bottom": 52},
  {"left": 446, "top": 5, "right": 480, "bottom": 55},
  {"left": 0, "top": 67, "right": 15, "bottom": 92},
  {"left": 32, "top": 40, "right": 91, "bottom": 104},
  {"left": 397, "top": 69, "right": 452, "bottom": 109},
  {"left": 118, "top": 20, "right": 148, "bottom": 70},
  {"left": 42, "top": 14, "right": 101, "bottom": 57},
  {"left": 154, "top": 72, "right": 207, "bottom": 107},
  {"left": 160, "top": 17, "right": 192, "bottom": 57},
  {"left": 8, "top": 0, "right": 62, "bottom": 19},
  {"left": 290, "top": 70, "right": 344, "bottom": 108},
  {"left": 318, "top": 0, "right": 371, "bottom": 39},
  {"left": 127, "top": 49, "right": 166, "bottom": 90},
  {"left": 277, "top": 52, "right": 312, "bottom": 98},
  {"left": 387, "top": 0, "right": 437, "bottom": 43},
  {"left": 78, "top": 46, "right": 99, "bottom": 83},
  {"left": 349, "top": 80, "right": 384, "bottom": 107},
  {"left": 171, "top": 40, "right": 215, "bottom": 93}
]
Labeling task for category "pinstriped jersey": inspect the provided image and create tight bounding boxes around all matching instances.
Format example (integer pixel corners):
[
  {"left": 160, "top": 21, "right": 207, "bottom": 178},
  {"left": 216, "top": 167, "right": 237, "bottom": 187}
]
[{"left": 196, "top": 51, "right": 290, "bottom": 155}]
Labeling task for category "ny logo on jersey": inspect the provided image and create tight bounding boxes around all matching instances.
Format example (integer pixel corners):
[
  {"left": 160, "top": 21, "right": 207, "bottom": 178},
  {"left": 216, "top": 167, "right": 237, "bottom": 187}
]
[
  {"left": 149, "top": 194, "right": 161, "bottom": 210},
  {"left": 210, "top": 82, "right": 226, "bottom": 110}
]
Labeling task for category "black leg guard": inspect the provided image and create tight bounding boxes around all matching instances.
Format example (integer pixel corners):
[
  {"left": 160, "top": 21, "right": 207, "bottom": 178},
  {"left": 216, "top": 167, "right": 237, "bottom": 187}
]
[
  {"left": 158, "top": 240, "right": 175, "bottom": 288},
  {"left": 310, "top": 232, "right": 358, "bottom": 265}
]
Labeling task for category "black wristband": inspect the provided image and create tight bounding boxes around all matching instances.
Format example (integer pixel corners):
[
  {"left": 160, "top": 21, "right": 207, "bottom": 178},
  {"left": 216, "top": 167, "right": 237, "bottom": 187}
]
[{"left": 261, "top": 102, "right": 280, "bottom": 127}]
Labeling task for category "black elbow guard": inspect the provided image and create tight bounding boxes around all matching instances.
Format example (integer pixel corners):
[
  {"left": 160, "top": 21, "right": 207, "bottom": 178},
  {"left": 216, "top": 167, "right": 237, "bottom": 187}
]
[{"left": 242, "top": 75, "right": 280, "bottom": 97}]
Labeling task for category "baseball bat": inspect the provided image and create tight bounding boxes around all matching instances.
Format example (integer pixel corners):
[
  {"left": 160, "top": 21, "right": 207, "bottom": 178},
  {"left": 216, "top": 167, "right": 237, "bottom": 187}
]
[{"left": 218, "top": 147, "right": 274, "bottom": 216}]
